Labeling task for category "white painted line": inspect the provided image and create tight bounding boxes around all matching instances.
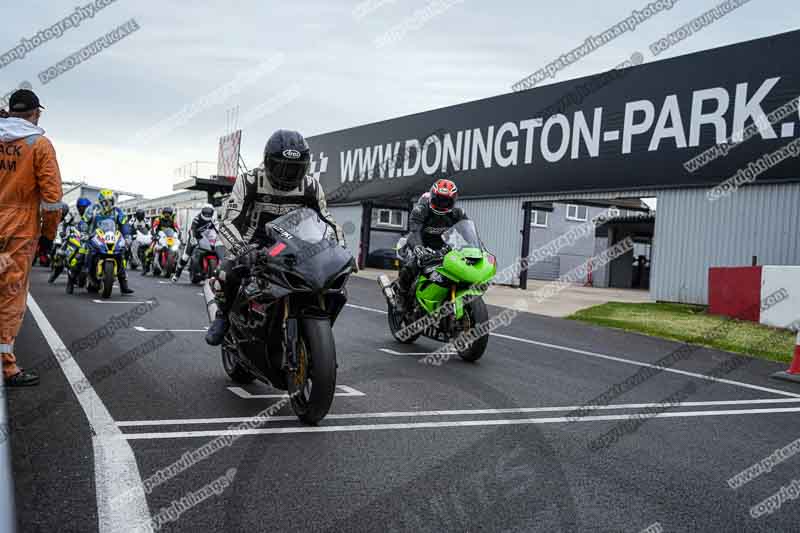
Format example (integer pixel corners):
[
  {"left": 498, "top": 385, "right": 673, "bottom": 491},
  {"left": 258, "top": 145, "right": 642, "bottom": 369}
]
[
  {"left": 337, "top": 385, "right": 367, "bottom": 396},
  {"left": 116, "top": 397, "right": 800, "bottom": 427},
  {"left": 27, "top": 295, "right": 152, "bottom": 531},
  {"left": 118, "top": 406, "right": 800, "bottom": 439},
  {"left": 345, "top": 302, "right": 800, "bottom": 398},
  {"left": 228, "top": 385, "right": 366, "bottom": 399},
  {"left": 492, "top": 332, "right": 800, "bottom": 398},
  {"left": 346, "top": 303, "right": 387, "bottom": 314},
  {"left": 133, "top": 326, "right": 207, "bottom": 333},
  {"left": 92, "top": 299, "right": 155, "bottom": 305},
  {"left": 380, "top": 348, "right": 457, "bottom": 356}
]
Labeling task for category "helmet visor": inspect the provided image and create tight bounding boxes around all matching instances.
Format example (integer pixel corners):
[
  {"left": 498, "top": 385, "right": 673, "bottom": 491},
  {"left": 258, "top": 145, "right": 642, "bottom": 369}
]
[
  {"left": 431, "top": 194, "right": 455, "bottom": 213},
  {"left": 267, "top": 155, "right": 309, "bottom": 189}
]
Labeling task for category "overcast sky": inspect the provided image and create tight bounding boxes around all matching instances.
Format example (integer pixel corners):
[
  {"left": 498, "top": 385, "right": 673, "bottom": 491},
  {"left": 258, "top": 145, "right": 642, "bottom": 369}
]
[{"left": 2, "top": 0, "right": 798, "bottom": 198}]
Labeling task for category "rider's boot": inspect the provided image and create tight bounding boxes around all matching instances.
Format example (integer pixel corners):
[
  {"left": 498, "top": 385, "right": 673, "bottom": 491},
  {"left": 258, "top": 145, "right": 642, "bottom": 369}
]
[
  {"left": 395, "top": 267, "right": 413, "bottom": 314},
  {"left": 205, "top": 310, "right": 229, "bottom": 346},
  {"left": 172, "top": 258, "right": 187, "bottom": 282},
  {"left": 205, "top": 280, "right": 229, "bottom": 346},
  {"left": 118, "top": 272, "right": 135, "bottom": 294}
]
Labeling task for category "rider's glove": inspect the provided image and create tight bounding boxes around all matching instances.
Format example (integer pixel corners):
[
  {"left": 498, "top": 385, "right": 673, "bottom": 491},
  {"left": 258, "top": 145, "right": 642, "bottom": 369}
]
[{"left": 235, "top": 243, "right": 263, "bottom": 272}]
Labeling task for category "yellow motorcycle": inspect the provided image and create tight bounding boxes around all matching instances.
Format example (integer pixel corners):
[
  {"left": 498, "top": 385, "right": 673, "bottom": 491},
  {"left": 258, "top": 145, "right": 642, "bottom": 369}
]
[{"left": 87, "top": 219, "right": 127, "bottom": 299}]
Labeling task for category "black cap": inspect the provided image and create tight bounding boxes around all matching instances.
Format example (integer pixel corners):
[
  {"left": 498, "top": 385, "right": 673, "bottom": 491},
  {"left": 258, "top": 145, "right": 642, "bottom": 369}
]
[{"left": 9, "top": 89, "right": 44, "bottom": 113}]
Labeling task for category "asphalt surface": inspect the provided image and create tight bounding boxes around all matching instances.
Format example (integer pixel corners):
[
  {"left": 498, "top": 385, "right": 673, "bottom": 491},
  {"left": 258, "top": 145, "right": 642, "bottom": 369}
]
[{"left": 8, "top": 265, "right": 800, "bottom": 532}]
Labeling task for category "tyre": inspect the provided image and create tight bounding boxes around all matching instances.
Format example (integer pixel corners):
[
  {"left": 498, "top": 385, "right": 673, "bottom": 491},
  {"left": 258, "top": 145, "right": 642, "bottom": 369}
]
[
  {"left": 458, "top": 297, "right": 489, "bottom": 363},
  {"left": 221, "top": 335, "right": 255, "bottom": 384},
  {"left": 388, "top": 300, "right": 421, "bottom": 344},
  {"left": 101, "top": 260, "right": 115, "bottom": 299},
  {"left": 165, "top": 254, "right": 177, "bottom": 277},
  {"left": 289, "top": 318, "right": 337, "bottom": 425},
  {"left": 206, "top": 257, "right": 218, "bottom": 278},
  {"left": 66, "top": 276, "right": 74, "bottom": 294}
]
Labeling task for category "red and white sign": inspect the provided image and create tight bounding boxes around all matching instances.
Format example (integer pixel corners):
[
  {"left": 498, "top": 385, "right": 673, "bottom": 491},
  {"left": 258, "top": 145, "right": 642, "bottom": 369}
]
[
  {"left": 217, "top": 130, "right": 242, "bottom": 179},
  {"left": 709, "top": 266, "right": 800, "bottom": 329}
]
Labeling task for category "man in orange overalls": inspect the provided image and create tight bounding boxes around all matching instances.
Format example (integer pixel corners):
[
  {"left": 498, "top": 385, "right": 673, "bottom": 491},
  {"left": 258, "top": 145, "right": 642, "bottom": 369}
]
[{"left": 0, "top": 89, "right": 63, "bottom": 387}]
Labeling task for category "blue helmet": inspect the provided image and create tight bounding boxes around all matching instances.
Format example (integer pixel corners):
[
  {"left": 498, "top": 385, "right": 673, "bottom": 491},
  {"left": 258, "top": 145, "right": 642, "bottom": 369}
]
[{"left": 77, "top": 197, "right": 91, "bottom": 214}]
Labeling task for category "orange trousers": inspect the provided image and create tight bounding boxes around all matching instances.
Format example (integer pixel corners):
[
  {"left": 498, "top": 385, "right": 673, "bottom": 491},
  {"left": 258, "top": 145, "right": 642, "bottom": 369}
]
[{"left": 0, "top": 237, "right": 36, "bottom": 378}]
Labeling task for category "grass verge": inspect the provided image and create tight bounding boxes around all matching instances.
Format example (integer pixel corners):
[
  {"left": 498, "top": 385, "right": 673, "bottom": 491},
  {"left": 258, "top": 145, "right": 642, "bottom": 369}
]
[{"left": 567, "top": 302, "right": 795, "bottom": 363}]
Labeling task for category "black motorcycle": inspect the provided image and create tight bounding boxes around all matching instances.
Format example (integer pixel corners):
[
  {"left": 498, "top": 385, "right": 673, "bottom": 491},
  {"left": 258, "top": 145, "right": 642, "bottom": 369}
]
[{"left": 207, "top": 208, "right": 354, "bottom": 425}]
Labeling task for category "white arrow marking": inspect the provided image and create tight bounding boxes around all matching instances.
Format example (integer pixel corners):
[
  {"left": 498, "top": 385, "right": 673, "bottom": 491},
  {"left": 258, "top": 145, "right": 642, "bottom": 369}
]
[
  {"left": 92, "top": 299, "right": 154, "bottom": 304},
  {"left": 228, "top": 385, "right": 366, "bottom": 399},
  {"left": 133, "top": 326, "right": 206, "bottom": 333}
]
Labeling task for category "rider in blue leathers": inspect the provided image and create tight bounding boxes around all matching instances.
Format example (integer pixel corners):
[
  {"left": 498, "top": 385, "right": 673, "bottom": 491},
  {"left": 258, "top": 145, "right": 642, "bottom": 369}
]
[{"left": 83, "top": 189, "right": 134, "bottom": 294}]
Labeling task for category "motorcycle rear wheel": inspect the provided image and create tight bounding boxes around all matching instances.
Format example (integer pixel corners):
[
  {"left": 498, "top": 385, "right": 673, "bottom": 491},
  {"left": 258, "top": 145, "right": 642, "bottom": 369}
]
[
  {"left": 289, "top": 318, "right": 337, "bottom": 426},
  {"left": 221, "top": 335, "right": 255, "bottom": 384},
  {"left": 388, "top": 302, "right": 421, "bottom": 344}
]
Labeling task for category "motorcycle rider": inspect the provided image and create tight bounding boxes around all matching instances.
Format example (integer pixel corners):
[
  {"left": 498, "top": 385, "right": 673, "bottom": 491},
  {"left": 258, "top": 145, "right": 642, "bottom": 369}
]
[
  {"left": 172, "top": 203, "right": 219, "bottom": 282},
  {"left": 58, "top": 198, "right": 92, "bottom": 286},
  {"left": 129, "top": 208, "right": 149, "bottom": 270},
  {"left": 395, "top": 178, "right": 467, "bottom": 313},
  {"left": 63, "top": 197, "right": 92, "bottom": 230},
  {"left": 83, "top": 189, "right": 134, "bottom": 294},
  {"left": 205, "top": 129, "right": 345, "bottom": 346},
  {"left": 144, "top": 206, "right": 180, "bottom": 275},
  {"left": 131, "top": 208, "right": 149, "bottom": 235}
]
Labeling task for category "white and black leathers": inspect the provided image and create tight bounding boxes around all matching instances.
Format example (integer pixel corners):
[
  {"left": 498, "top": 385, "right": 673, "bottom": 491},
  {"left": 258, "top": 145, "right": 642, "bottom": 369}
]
[{"left": 218, "top": 166, "right": 344, "bottom": 255}]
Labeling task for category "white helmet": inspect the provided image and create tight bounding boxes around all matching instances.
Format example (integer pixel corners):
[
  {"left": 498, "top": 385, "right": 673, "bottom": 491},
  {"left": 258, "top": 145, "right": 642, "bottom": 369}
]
[{"left": 200, "top": 203, "right": 214, "bottom": 222}]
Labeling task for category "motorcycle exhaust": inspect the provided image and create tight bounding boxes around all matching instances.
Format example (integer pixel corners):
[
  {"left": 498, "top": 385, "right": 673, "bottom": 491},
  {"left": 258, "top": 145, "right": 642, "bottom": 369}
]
[
  {"left": 377, "top": 274, "right": 394, "bottom": 302},
  {"left": 203, "top": 278, "right": 218, "bottom": 322}
]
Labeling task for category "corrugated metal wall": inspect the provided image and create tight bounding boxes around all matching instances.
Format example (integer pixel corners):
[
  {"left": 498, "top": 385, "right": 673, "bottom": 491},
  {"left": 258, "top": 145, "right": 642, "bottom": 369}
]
[
  {"left": 330, "top": 204, "right": 362, "bottom": 259},
  {"left": 652, "top": 183, "right": 800, "bottom": 304},
  {"left": 459, "top": 197, "right": 528, "bottom": 284}
]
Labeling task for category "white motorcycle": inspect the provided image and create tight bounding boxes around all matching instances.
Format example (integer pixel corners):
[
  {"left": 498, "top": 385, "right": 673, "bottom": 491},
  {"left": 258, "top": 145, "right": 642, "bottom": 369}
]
[
  {"left": 152, "top": 228, "right": 181, "bottom": 278},
  {"left": 189, "top": 227, "right": 225, "bottom": 284}
]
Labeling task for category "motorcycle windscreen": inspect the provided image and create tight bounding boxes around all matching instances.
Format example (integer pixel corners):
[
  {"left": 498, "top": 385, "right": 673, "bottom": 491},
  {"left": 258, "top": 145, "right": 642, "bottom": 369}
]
[
  {"left": 265, "top": 208, "right": 353, "bottom": 291},
  {"left": 441, "top": 220, "right": 483, "bottom": 250},
  {"left": 97, "top": 219, "right": 116, "bottom": 234}
]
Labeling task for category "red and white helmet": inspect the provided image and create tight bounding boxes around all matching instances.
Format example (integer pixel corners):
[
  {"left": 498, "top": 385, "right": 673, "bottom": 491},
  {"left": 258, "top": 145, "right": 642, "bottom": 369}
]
[{"left": 429, "top": 178, "right": 458, "bottom": 214}]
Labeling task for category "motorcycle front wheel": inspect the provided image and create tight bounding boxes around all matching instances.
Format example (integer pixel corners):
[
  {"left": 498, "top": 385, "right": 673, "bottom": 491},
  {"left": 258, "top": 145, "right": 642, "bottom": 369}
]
[
  {"left": 165, "top": 254, "right": 176, "bottom": 277},
  {"left": 457, "top": 297, "right": 490, "bottom": 363},
  {"left": 289, "top": 318, "right": 337, "bottom": 425},
  {"left": 101, "top": 260, "right": 115, "bottom": 299}
]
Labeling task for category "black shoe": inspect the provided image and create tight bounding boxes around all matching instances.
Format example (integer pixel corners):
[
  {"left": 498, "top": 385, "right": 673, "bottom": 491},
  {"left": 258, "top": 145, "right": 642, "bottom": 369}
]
[
  {"left": 395, "top": 291, "right": 408, "bottom": 314},
  {"left": 119, "top": 278, "right": 135, "bottom": 294},
  {"left": 5, "top": 369, "right": 40, "bottom": 387},
  {"left": 205, "top": 313, "right": 229, "bottom": 346}
]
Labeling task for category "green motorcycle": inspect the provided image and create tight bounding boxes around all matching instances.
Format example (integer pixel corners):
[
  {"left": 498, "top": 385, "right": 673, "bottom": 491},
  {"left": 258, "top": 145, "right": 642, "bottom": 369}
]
[{"left": 378, "top": 219, "right": 497, "bottom": 362}]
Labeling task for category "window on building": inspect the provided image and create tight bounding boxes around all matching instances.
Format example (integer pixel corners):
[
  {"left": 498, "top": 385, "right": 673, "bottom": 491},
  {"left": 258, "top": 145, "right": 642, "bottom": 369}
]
[
  {"left": 376, "top": 208, "right": 404, "bottom": 228},
  {"left": 566, "top": 204, "right": 588, "bottom": 222},
  {"left": 531, "top": 210, "right": 548, "bottom": 227}
]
